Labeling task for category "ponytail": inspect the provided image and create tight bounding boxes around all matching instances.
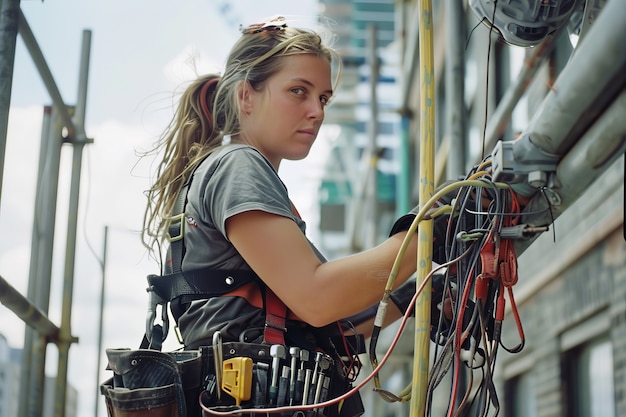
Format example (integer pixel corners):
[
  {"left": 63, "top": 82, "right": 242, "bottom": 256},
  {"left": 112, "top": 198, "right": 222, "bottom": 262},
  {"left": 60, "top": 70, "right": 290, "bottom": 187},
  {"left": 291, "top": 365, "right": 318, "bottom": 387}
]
[{"left": 142, "top": 74, "right": 224, "bottom": 254}]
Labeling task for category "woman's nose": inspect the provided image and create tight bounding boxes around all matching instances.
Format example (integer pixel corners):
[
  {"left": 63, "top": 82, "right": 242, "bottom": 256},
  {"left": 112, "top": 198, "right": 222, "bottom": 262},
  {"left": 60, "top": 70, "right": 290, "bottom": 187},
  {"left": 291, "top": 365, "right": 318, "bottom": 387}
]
[{"left": 307, "top": 99, "right": 325, "bottom": 120}]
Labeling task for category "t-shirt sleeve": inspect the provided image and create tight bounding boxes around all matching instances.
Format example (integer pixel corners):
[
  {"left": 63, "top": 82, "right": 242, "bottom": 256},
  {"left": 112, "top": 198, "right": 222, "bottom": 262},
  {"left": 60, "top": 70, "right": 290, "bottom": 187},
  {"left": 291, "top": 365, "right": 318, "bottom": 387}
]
[{"left": 203, "top": 147, "right": 297, "bottom": 238}]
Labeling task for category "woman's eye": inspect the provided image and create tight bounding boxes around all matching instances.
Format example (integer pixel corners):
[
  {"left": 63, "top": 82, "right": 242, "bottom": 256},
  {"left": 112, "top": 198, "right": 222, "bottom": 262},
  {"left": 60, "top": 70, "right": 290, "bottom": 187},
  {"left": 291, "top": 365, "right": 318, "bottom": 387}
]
[
  {"left": 291, "top": 87, "right": 305, "bottom": 95},
  {"left": 320, "top": 96, "right": 330, "bottom": 105}
]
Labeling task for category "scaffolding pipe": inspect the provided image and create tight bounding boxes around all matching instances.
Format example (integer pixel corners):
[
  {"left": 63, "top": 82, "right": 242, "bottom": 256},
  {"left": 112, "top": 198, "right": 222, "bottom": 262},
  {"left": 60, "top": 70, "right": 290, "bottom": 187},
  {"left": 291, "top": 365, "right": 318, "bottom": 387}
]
[
  {"left": 0, "top": 0, "right": 19, "bottom": 210},
  {"left": 366, "top": 23, "right": 379, "bottom": 248},
  {"left": 0, "top": 275, "right": 61, "bottom": 339},
  {"left": 410, "top": 1, "right": 435, "bottom": 416},
  {"left": 444, "top": 0, "right": 466, "bottom": 180},
  {"left": 396, "top": 0, "right": 413, "bottom": 216},
  {"left": 401, "top": 3, "right": 421, "bottom": 112},
  {"left": 520, "top": 90, "right": 626, "bottom": 243},
  {"left": 95, "top": 225, "right": 108, "bottom": 417},
  {"left": 17, "top": 8, "right": 76, "bottom": 136},
  {"left": 20, "top": 106, "right": 64, "bottom": 417},
  {"left": 481, "top": 24, "right": 561, "bottom": 154},
  {"left": 398, "top": 115, "right": 411, "bottom": 215},
  {"left": 523, "top": 0, "right": 626, "bottom": 157},
  {"left": 54, "top": 29, "right": 92, "bottom": 417}
]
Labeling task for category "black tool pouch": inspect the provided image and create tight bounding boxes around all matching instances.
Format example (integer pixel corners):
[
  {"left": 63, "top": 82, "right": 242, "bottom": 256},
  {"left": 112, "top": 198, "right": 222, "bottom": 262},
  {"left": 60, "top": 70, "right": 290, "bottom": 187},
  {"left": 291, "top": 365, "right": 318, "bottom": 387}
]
[{"left": 100, "top": 348, "right": 210, "bottom": 417}]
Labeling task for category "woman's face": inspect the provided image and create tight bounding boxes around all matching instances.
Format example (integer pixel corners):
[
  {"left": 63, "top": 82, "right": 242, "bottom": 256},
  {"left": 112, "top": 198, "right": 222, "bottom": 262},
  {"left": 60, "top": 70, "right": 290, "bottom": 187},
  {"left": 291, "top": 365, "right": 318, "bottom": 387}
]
[{"left": 238, "top": 54, "right": 333, "bottom": 169}]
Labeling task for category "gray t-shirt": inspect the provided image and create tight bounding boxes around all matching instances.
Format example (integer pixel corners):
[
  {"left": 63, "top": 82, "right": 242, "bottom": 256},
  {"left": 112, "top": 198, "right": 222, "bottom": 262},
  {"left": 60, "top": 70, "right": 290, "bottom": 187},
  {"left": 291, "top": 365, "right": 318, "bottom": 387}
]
[{"left": 176, "top": 144, "right": 324, "bottom": 348}]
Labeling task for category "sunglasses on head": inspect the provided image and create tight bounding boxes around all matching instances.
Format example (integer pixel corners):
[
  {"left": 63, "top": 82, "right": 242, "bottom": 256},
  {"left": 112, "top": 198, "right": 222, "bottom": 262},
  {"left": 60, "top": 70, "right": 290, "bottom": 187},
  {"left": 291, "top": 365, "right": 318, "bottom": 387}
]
[{"left": 240, "top": 15, "right": 287, "bottom": 35}]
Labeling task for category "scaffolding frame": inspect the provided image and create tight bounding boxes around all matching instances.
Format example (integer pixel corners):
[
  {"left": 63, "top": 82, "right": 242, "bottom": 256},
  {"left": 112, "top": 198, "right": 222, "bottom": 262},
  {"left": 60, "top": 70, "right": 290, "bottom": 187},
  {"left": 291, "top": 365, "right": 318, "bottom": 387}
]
[{"left": 0, "top": 2, "right": 93, "bottom": 416}]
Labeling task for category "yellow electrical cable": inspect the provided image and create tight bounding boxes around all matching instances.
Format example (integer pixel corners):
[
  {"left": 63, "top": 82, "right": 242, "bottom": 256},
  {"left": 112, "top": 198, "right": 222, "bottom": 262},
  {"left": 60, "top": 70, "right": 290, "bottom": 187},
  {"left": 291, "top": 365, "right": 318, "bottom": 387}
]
[
  {"left": 372, "top": 179, "right": 508, "bottom": 402},
  {"left": 378, "top": 180, "right": 508, "bottom": 306}
]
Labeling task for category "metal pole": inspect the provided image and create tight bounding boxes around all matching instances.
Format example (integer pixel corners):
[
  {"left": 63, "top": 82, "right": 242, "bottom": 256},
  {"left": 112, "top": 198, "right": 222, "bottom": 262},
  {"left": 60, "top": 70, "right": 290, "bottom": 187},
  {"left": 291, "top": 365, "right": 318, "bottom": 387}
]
[
  {"left": 55, "top": 29, "right": 92, "bottom": 417},
  {"left": 0, "top": 270, "right": 60, "bottom": 417},
  {"left": 444, "top": 0, "right": 466, "bottom": 180},
  {"left": 411, "top": 1, "right": 435, "bottom": 416},
  {"left": 398, "top": 115, "right": 411, "bottom": 216},
  {"left": 401, "top": 3, "right": 421, "bottom": 112},
  {"left": 396, "top": 0, "right": 412, "bottom": 216},
  {"left": 54, "top": 141, "right": 83, "bottom": 417},
  {"left": 520, "top": 91, "right": 626, "bottom": 242},
  {"left": 19, "top": 105, "right": 49, "bottom": 417},
  {"left": 0, "top": 275, "right": 61, "bottom": 339},
  {"left": 522, "top": 0, "right": 626, "bottom": 156},
  {"left": 0, "top": 0, "right": 20, "bottom": 211},
  {"left": 95, "top": 226, "right": 108, "bottom": 417},
  {"left": 366, "top": 23, "right": 379, "bottom": 248},
  {"left": 17, "top": 8, "right": 76, "bottom": 136},
  {"left": 481, "top": 31, "right": 560, "bottom": 156},
  {"left": 20, "top": 106, "right": 64, "bottom": 417},
  {"left": 348, "top": 26, "right": 381, "bottom": 251}
]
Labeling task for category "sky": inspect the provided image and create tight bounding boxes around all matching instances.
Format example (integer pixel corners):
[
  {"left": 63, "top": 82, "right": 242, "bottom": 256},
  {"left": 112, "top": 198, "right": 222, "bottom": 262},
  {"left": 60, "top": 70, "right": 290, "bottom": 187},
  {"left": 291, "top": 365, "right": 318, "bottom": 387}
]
[{"left": 0, "top": 1, "right": 331, "bottom": 416}]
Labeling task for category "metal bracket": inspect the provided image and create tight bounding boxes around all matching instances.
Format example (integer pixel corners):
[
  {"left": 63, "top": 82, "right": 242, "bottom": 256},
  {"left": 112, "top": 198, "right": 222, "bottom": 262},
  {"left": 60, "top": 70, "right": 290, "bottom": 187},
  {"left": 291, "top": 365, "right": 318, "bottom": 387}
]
[{"left": 491, "top": 135, "right": 560, "bottom": 195}]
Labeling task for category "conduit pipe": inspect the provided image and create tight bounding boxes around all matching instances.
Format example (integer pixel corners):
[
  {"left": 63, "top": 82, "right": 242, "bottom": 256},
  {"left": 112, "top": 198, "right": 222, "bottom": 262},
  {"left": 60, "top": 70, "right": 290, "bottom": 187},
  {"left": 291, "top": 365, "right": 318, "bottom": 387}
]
[
  {"left": 513, "top": 0, "right": 626, "bottom": 243},
  {"left": 481, "top": 30, "right": 561, "bottom": 155},
  {"left": 444, "top": 0, "right": 467, "bottom": 180},
  {"left": 522, "top": 0, "right": 626, "bottom": 157},
  {"left": 410, "top": 1, "right": 435, "bottom": 416},
  {"left": 520, "top": 90, "right": 626, "bottom": 250}
]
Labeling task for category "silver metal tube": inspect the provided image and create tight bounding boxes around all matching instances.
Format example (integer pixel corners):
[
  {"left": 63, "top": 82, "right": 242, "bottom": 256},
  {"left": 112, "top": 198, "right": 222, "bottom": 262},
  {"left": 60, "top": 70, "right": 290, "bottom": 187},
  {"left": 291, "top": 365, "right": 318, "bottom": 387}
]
[
  {"left": 482, "top": 26, "right": 562, "bottom": 154},
  {"left": 54, "top": 28, "right": 92, "bottom": 417},
  {"left": 0, "top": 0, "right": 20, "bottom": 210},
  {"left": 445, "top": 0, "right": 466, "bottom": 180},
  {"left": 366, "top": 23, "right": 379, "bottom": 247},
  {"left": 401, "top": 2, "right": 421, "bottom": 111},
  {"left": 95, "top": 226, "right": 108, "bottom": 417},
  {"left": 17, "top": 8, "right": 75, "bottom": 135},
  {"left": 21, "top": 106, "right": 64, "bottom": 417},
  {"left": 524, "top": 0, "right": 626, "bottom": 156},
  {"left": 520, "top": 91, "right": 626, "bottom": 235},
  {"left": 0, "top": 274, "right": 60, "bottom": 338}
]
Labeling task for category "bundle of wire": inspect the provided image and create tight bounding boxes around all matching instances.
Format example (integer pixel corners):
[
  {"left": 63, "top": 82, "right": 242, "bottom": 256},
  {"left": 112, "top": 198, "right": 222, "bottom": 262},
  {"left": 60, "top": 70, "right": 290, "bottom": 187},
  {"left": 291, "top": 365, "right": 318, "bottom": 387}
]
[{"left": 369, "top": 157, "right": 529, "bottom": 417}]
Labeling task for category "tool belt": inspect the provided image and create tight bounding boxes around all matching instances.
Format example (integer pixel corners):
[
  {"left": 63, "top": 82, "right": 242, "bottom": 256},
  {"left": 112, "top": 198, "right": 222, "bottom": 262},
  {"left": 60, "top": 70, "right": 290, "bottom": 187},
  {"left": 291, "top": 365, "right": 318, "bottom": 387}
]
[{"left": 100, "top": 342, "right": 364, "bottom": 417}]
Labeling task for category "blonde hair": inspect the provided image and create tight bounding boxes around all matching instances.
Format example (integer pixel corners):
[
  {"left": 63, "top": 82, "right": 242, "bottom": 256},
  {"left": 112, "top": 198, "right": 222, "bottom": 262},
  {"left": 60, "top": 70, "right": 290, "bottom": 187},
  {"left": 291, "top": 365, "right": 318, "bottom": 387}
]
[{"left": 142, "top": 19, "right": 341, "bottom": 254}]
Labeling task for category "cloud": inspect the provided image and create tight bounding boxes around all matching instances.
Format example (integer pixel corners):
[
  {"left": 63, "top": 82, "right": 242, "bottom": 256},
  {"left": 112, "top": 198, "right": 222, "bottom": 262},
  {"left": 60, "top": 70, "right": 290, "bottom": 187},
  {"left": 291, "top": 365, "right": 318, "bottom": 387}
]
[{"left": 163, "top": 44, "right": 228, "bottom": 87}]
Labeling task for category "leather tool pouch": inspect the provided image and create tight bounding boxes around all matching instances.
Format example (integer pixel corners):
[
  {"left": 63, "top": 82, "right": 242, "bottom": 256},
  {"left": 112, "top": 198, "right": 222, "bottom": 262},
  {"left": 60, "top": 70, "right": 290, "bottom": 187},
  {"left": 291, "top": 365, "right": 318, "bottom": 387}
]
[{"left": 100, "top": 348, "right": 209, "bottom": 417}]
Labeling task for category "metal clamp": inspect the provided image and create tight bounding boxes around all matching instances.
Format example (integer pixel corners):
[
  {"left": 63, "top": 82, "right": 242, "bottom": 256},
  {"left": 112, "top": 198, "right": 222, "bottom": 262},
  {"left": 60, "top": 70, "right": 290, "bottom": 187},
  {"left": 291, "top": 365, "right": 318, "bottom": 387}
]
[
  {"left": 491, "top": 135, "right": 560, "bottom": 195},
  {"left": 145, "top": 285, "right": 169, "bottom": 346}
]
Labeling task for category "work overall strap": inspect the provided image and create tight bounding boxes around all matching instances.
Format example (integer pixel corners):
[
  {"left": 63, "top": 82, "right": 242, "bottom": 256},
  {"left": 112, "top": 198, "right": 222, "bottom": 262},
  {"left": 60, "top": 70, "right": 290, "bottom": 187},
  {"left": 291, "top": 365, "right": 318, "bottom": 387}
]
[{"left": 262, "top": 288, "right": 288, "bottom": 345}]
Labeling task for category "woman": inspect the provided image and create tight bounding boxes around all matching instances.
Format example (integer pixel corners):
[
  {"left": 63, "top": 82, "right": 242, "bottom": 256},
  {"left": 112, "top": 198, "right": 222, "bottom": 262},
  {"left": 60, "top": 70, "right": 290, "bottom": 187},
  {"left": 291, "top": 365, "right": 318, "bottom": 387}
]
[{"left": 141, "top": 16, "right": 418, "bottom": 416}]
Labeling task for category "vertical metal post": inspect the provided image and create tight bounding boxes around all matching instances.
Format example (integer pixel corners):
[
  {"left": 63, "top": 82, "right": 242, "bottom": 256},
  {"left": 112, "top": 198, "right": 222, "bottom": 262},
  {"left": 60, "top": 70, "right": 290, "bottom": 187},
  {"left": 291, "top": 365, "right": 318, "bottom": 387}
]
[
  {"left": 445, "top": 0, "right": 466, "bottom": 180},
  {"left": 54, "top": 29, "right": 92, "bottom": 417},
  {"left": 411, "top": 1, "right": 435, "bottom": 416},
  {"left": 0, "top": 0, "right": 20, "bottom": 210},
  {"left": 396, "top": 0, "right": 412, "bottom": 216},
  {"left": 366, "top": 23, "right": 379, "bottom": 247},
  {"left": 95, "top": 225, "right": 108, "bottom": 417},
  {"left": 398, "top": 115, "right": 411, "bottom": 215},
  {"left": 19, "top": 106, "right": 64, "bottom": 417},
  {"left": 481, "top": 33, "right": 559, "bottom": 154}
]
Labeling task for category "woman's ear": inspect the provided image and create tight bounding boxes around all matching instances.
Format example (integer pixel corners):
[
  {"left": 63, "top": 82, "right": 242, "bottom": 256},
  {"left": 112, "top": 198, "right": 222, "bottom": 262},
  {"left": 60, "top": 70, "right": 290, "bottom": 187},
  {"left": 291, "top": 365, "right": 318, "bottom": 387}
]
[{"left": 238, "top": 81, "right": 255, "bottom": 116}]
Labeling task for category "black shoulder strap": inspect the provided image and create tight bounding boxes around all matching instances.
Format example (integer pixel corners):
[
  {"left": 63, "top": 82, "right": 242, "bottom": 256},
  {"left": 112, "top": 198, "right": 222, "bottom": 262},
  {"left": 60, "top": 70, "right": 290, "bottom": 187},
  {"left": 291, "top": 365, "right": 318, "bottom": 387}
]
[
  {"left": 166, "top": 182, "right": 190, "bottom": 274},
  {"left": 147, "top": 269, "right": 261, "bottom": 305}
]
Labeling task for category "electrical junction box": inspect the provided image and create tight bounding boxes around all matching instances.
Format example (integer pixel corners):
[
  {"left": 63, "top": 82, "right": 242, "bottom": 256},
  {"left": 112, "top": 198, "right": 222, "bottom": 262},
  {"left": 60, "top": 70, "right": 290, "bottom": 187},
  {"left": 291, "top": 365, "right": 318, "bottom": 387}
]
[{"left": 491, "top": 135, "right": 560, "bottom": 195}]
